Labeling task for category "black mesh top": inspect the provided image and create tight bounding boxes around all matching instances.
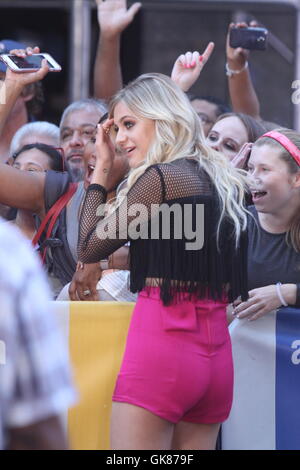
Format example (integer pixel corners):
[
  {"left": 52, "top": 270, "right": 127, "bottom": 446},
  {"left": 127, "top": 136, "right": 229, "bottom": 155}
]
[{"left": 78, "top": 158, "right": 248, "bottom": 305}]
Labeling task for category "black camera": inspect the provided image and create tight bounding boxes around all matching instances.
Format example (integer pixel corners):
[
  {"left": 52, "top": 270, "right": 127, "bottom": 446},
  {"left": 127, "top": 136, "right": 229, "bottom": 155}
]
[{"left": 229, "top": 27, "right": 268, "bottom": 51}]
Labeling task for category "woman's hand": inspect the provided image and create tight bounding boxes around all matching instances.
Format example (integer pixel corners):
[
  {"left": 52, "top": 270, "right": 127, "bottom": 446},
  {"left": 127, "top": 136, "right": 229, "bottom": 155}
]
[
  {"left": 69, "top": 262, "right": 101, "bottom": 301},
  {"left": 230, "top": 142, "right": 252, "bottom": 168},
  {"left": 232, "top": 285, "right": 281, "bottom": 321},
  {"left": 171, "top": 42, "right": 214, "bottom": 92},
  {"left": 96, "top": 0, "right": 141, "bottom": 39},
  {"left": 232, "top": 284, "right": 297, "bottom": 321},
  {"left": 5, "top": 46, "right": 49, "bottom": 88},
  {"left": 0, "top": 46, "right": 49, "bottom": 139},
  {"left": 91, "top": 118, "right": 116, "bottom": 186}
]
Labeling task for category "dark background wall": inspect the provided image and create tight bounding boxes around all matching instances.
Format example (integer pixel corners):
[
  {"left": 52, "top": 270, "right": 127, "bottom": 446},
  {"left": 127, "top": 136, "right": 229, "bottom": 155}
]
[
  {"left": 0, "top": 1, "right": 70, "bottom": 123},
  {"left": 0, "top": 0, "right": 296, "bottom": 127},
  {"left": 118, "top": 1, "right": 296, "bottom": 128}
]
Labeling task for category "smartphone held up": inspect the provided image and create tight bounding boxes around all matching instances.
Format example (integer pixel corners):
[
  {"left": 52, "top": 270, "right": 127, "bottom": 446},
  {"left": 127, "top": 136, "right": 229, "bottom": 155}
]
[
  {"left": 0, "top": 53, "right": 61, "bottom": 72},
  {"left": 229, "top": 27, "right": 268, "bottom": 51}
]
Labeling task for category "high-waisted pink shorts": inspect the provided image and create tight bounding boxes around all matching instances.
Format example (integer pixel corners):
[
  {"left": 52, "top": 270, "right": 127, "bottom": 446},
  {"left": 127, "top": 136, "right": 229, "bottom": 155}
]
[{"left": 112, "top": 287, "right": 233, "bottom": 424}]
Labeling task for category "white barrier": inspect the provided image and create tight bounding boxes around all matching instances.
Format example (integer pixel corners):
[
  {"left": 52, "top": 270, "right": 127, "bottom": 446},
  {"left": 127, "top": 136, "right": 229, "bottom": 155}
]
[{"left": 222, "top": 307, "right": 300, "bottom": 450}]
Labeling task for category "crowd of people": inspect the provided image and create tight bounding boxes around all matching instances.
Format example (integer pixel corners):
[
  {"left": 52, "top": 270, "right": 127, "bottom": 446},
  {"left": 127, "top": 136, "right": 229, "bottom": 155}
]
[{"left": 0, "top": 0, "right": 299, "bottom": 450}]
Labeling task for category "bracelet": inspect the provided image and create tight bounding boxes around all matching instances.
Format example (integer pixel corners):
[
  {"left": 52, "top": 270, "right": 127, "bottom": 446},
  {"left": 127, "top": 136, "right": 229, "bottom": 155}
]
[
  {"left": 76, "top": 261, "right": 85, "bottom": 271},
  {"left": 225, "top": 61, "right": 249, "bottom": 77},
  {"left": 100, "top": 259, "right": 109, "bottom": 271},
  {"left": 275, "top": 282, "right": 288, "bottom": 307}
]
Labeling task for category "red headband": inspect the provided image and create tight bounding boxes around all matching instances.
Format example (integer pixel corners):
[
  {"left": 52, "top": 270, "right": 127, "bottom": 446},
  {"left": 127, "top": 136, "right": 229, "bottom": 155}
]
[{"left": 262, "top": 131, "right": 300, "bottom": 166}]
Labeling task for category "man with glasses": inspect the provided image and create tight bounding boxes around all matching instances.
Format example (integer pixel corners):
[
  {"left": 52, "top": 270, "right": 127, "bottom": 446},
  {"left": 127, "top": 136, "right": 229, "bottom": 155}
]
[{"left": 188, "top": 94, "right": 231, "bottom": 136}]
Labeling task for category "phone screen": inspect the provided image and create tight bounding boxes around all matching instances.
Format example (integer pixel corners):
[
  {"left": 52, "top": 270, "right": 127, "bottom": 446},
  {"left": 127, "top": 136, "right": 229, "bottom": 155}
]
[{"left": 9, "top": 55, "right": 53, "bottom": 69}]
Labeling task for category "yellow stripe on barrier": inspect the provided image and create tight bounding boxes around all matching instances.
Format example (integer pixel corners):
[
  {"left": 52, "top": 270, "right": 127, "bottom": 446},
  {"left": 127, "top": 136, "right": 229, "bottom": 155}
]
[{"left": 57, "top": 301, "right": 134, "bottom": 450}]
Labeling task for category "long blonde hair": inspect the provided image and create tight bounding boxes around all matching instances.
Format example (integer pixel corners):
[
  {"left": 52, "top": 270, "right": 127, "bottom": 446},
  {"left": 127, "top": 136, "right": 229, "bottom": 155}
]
[
  {"left": 109, "top": 73, "right": 248, "bottom": 244},
  {"left": 254, "top": 128, "right": 300, "bottom": 252}
]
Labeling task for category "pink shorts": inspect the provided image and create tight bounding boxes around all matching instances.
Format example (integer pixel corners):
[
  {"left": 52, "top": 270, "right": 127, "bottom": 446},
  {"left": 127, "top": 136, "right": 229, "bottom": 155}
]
[{"left": 112, "top": 287, "right": 233, "bottom": 424}]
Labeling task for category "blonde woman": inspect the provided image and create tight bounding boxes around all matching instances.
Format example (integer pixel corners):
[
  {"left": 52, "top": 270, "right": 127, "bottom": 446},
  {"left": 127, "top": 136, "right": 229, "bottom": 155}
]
[{"left": 78, "top": 73, "right": 249, "bottom": 450}]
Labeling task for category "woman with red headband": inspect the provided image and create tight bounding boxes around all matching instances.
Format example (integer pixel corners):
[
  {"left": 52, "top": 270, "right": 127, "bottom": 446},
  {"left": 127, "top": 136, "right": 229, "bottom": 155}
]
[{"left": 232, "top": 128, "right": 300, "bottom": 320}]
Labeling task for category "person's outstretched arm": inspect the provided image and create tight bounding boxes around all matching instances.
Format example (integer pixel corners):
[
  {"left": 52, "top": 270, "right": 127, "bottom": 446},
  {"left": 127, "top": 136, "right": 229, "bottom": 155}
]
[
  {"left": 226, "top": 22, "right": 261, "bottom": 119},
  {"left": 0, "top": 47, "right": 49, "bottom": 213},
  {"left": 0, "top": 162, "right": 45, "bottom": 214},
  {"left": 93, "top": 0, "right": 141, "bottom": 101}
]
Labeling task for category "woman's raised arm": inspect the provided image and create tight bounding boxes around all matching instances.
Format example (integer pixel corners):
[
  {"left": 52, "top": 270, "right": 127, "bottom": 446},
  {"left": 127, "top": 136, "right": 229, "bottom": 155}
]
[{"left": 0, "top": 47, "right": 49, "bottom": 214}]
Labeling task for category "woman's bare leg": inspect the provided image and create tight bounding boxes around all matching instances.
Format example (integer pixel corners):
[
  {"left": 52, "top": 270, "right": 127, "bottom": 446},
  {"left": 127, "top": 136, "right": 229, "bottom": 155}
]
[
  {"left": 171, "top": 421, "right": 221, "bottom": 450},
  {"left": 111, "top": 402, "right": 174, "bottom": 450}
]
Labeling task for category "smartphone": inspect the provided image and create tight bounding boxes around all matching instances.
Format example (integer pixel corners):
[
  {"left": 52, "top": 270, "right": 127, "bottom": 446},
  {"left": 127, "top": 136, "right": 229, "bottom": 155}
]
[
  {"left": 0, "top": 53, "right": 62, "bottom": 72},
  {"left": 229, "top": 27, "right": 268, "bottom": 51}
]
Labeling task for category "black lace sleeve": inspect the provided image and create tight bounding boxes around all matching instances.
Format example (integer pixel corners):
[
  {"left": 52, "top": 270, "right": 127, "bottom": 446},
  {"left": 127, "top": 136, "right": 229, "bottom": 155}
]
[{"left": 78, "top": 166, "right": 163, "bottom": 263}]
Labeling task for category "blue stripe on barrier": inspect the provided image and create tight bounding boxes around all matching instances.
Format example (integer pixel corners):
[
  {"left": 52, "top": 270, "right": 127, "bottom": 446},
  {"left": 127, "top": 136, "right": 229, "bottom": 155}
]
[{"left": 276, "top": 307, "right": 300, "bottom": 450}]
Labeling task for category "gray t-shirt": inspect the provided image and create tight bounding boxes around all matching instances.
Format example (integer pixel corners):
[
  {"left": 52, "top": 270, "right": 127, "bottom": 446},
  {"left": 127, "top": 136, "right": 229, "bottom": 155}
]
[{"left": 247, "top": 205, "right": 300, "bottom": 290}]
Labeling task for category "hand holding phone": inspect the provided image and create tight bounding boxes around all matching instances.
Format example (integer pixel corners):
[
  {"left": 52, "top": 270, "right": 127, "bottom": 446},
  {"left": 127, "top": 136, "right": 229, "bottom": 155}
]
[
  {"left": 1, "top": 47, "right": 53, "bottom": 91},
  {"left": 229, "top": 27, "right": 268, "bottom": 51},
  {"left": 0, "top": 52, "right": 61, "bottom": 73}
]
